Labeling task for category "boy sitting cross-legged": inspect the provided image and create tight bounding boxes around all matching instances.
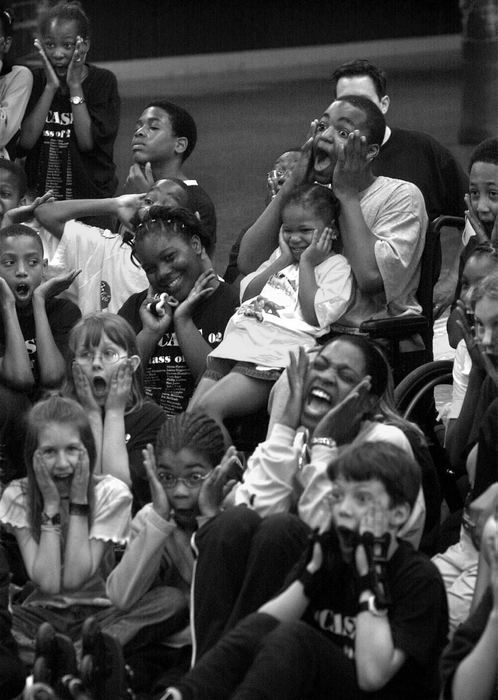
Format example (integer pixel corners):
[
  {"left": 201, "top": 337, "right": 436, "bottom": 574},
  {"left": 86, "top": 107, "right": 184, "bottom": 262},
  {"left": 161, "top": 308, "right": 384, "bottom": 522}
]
[{"left": 162, "top": 441, "right": 448, "bottom": 700}]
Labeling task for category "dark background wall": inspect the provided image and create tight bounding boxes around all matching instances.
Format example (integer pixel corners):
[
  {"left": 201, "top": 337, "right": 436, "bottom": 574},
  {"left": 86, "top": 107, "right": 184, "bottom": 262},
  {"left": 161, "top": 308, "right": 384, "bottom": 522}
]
[{"left": 12, "top": 0, "right": 461, "bottom": 62}]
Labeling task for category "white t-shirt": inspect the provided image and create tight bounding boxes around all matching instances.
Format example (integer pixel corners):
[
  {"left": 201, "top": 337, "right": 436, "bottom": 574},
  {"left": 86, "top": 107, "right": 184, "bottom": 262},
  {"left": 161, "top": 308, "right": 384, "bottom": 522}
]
[
  {"left": 209, "top": 252, "right": 353, "bottom": 368},
  {"left": 49, "top": 220, "right": 147, "bottom": 315},
  {"left": 336, "top": 176, "right": 427, "bottom": 328}
]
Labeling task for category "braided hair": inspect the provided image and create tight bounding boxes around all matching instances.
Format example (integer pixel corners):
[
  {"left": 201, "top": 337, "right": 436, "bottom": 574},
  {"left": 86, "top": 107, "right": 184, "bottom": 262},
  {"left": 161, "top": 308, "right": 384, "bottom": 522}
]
[{"left": 155, "top": 411, "right": 226, "bottom": 467}]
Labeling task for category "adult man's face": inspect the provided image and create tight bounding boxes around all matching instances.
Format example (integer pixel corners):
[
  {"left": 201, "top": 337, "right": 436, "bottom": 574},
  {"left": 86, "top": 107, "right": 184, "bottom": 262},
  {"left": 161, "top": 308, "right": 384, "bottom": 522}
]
[
  {"left": 335, "top": 75, "right": 390, "bottom": 115},
  {"left": 312, "top": 100, "right": 370, "bottom": 184}
]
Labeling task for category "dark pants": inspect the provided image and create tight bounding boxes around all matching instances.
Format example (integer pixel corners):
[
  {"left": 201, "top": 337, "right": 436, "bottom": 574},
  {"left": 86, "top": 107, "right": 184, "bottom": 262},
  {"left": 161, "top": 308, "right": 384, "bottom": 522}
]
[
  {"left": 191, "top": 507, "right": 309, "bottom": 661},
  {"left": 176, "top": 612, "right": 369, "bottom": 700},
  {"left": 0, "top": 647, "right": 25, "bottom": 699}
]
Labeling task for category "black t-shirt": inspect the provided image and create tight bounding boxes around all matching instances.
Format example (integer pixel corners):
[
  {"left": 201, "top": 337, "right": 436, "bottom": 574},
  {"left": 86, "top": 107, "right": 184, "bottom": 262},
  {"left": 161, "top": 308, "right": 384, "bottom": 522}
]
[
  {"left": 301, "top": 540, "right": 448, "bottom": 700},
  {"left": 22, "top": 64, "right": 120, "bottom": 200},
  {"left": 0, "top": 296, "right": 81, "bottom": 394},
  {"left": 374, "top": 127, "right": 467, "bottom": 221},
  {"left": 124, "top": 400, "right": 167, "bottom": 512},
  {"left": 119, "top": 282, "right": 238, "bottom": 416}
]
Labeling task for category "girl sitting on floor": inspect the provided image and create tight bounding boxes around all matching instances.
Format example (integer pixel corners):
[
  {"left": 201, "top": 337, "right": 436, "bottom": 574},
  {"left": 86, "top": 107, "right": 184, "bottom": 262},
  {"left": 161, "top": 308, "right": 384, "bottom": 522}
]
[{"left": 0, "top": 395, "right": 131, "bottom": 659}]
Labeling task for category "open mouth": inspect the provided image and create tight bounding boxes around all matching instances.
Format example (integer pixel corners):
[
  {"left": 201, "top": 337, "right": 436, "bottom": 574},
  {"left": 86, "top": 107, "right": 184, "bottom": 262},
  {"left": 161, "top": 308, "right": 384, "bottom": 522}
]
[
  {"left": 313, "top": 148, "right": 332, "bottom": 175},
  {"left": 15, "top": 283, "right": 31, "bottom": 299},
  {"left": 306, "top": 386, "right": 333, "bottom": 412},
  {"left": 335, "top": 526, "right": 358, "bottom": 561},
  {"left": 92, "top": 376, "right": 108, "bottom": 397},
  {"left": 290, "top": 246, "right": 307, "bottom": 258}
]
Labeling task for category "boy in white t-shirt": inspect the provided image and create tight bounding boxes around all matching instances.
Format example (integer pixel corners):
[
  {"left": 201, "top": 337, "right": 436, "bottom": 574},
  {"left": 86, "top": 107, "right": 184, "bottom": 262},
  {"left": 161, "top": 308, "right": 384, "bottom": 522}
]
[{"left": 30, "top": 178, "right": 192, "bottom": 315}]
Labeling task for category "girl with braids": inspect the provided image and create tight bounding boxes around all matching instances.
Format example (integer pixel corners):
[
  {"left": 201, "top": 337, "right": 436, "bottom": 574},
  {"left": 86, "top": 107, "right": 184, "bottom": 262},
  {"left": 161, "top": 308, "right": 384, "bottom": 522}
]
[
  {"left": 0, "top": 5, "right": 32, "bottom": 158},
  {"left": 105, "top": 411, "right": 237, "bottom": 690}
]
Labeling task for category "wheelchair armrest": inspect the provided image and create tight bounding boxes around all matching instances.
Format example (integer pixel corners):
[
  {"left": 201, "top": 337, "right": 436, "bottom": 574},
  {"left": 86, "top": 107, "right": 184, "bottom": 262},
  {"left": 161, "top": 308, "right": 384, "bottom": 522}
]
[{"left": 359, "top": 314, "right": 429, "bottom": 339}]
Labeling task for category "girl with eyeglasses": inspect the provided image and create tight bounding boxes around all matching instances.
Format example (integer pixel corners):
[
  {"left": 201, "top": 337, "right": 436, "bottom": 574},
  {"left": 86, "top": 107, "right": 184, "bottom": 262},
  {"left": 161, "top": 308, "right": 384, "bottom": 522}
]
[
  {"left": 105, "top": 411, "right": 237, "bottom": 694},
  {"left": 66, "top": 312, "right": 167, "bottom": 512}
]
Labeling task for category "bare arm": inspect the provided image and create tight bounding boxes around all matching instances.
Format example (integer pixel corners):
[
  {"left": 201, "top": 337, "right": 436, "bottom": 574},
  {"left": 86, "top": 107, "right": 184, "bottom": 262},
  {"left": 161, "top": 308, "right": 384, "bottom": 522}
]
[
  {"left": 451, "top": 518, "right": 498, "bottom": 700},
  {"left": 174, "top": 270, "right": 219, "bottom": 382},
  {"left": 238, "top": 125, "right": 316, "bottom": 274},
  {"left": 333, "top": 132, "right": 382, "bottom": 294},
  {"left": 19, "top": 40, "right": 59, "bottom": 151},
  {"left": 63, "top": 449, "right": 105, "bottom": 590},
  {"left": 241, "top": 234, "right": 293, "bottom": 301},
  {"left": 298, "top": 228, "right": 335, "bottom": 325},
  {"left": 0, "top": 280, "right": 34, "bottom": 390},
  {"left": 135, "top": 298, "right": 173, "bottom": 365},
  {"left": 32, "top": 271, "right": 81, "bottom": 387},
  {"left": 20, "top": 454, "right": 62, "bottom": 593},
  {"left": 355, "top": 601, "right": 406, "bottom": 691},
  {"left": 35, "top": 194, "right": 142, "bottom": 240},
  {"left": 101, "top": 362, "right": 136, "bottom": 487}
]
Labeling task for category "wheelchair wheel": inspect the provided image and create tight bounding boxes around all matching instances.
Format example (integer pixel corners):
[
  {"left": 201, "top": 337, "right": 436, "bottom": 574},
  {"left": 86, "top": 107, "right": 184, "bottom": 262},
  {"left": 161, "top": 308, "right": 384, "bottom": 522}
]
[
  {"left": 394, "top": 359, "right": 463, "bottom": 513},
  {"left": 394, "top": 359, "right": 453, "bottom": 419}
]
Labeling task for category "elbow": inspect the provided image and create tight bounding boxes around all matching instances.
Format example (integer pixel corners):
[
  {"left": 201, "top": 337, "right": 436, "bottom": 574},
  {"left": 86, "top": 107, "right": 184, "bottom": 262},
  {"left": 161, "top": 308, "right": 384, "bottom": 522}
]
[
  {"left": 357, "top": 273, "right": 383, "bottom": 295},
  {"left": 77, "top": 138, "right": 94, "bottom": 153},
  {"left": 357, "top": 666, "right": 388, "bottom": 692},
  {"left": 5, "top": 375, "right": 35, "bottom": 392}
]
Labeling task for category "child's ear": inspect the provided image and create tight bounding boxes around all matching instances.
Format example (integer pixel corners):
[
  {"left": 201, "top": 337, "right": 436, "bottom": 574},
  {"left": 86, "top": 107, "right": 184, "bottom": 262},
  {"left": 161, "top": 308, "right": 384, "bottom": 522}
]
[
  {"left": 191, "top": 234, "right": 203, "bottom": 254},
  {"left": 128, "top": 355, "right": 141, "bottom": 372},
  {"left": 389, "top": 502, "right": 411, "bottom": 529},
  {"left": 366, "top": 143, "right": 380, "bottom": 162},
  {"left": 175, "top": 137, "right": 188, "bottom": 157},
  {"left": 2, "top": 36, "right": 12, "bottom": 54}
]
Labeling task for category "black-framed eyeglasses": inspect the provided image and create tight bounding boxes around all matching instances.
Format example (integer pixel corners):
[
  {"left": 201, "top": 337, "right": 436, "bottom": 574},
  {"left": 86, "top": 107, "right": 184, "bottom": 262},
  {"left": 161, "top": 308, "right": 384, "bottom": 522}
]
[{"left": 157, "top": 472, "right": 209, "bottom": 489}]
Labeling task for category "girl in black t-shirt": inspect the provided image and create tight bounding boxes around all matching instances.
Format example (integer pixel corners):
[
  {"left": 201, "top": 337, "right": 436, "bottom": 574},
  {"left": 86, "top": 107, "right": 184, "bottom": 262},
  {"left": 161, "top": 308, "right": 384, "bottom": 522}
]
[{"left": 19, "top": 1, "right": 119, "bottom": 203}]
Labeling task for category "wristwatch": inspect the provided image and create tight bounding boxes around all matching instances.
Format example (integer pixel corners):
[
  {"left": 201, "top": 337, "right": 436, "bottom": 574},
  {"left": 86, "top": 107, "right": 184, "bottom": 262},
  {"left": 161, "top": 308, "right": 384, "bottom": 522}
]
[
  {"left": 358, "top": 594, "right": 388, "bottom": 617},
  {"left": 69, "top": 95, "right": 85, "bottom": 105},
  {"left": 41, "top": 512, "right": 61, "bottom": 526}
]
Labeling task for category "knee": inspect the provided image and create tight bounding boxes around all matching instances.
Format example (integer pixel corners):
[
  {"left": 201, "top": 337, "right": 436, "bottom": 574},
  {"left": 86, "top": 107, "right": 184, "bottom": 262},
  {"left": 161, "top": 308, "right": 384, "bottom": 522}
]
[
  {"left": 265, "top": 620, "right": 316, "bottom": 650},
  {"left": 195, "top": 506, "right": 262, "bottom": 552},
  {"left": 254, "top": 513, "right": 310, "bottom": 550}
]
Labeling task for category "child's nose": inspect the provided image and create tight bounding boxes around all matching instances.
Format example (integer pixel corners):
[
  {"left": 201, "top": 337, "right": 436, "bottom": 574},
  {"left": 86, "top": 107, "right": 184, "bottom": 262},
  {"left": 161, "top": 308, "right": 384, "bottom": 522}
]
[
  {"left": 476, "top": 196, "right": 490, "bottom": 213},
  {"left": 56, "top": 450, "right": 69, "bottom": 467},
  {"left": 172, "top": 480, "right": 190, "bottom": 496},
  {"left": 91, "top": 352, "right": 104, "bottom": 368},
  {"left": 338, "top": 495, "right": 355, "bottom": 517},
  {"left": 15, "top": 261, "right": 27, "bottom": 276},
  {"left": 481, "top": 326, "right": 494, "bottom": 348}
]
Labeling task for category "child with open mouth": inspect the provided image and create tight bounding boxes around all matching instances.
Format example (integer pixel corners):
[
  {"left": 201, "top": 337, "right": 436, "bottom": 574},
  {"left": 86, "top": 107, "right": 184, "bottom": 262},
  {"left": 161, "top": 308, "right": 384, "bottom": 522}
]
[{"left": 65, "top": 312, "right": 167, "bottom": 512}]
